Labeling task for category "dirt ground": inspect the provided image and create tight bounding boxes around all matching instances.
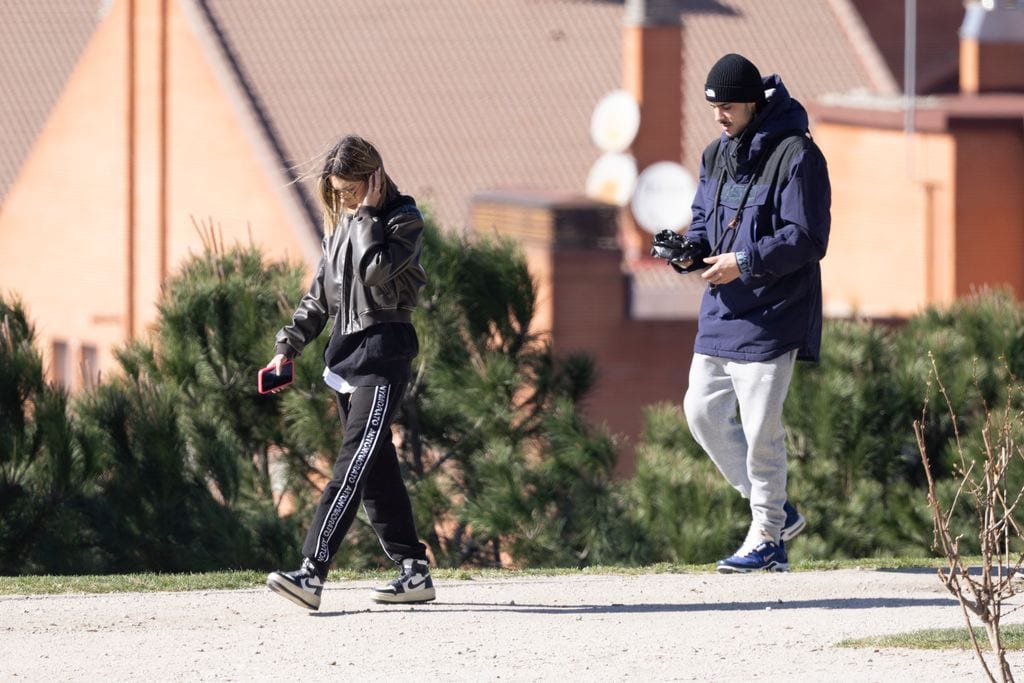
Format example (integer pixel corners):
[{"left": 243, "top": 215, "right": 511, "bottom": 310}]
[{"left": 2, "top": 568, "right": 1022, "bottom": 682}]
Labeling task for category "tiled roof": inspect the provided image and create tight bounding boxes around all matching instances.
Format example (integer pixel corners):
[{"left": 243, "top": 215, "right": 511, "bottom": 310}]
[
  {"left": 848, "top": 0, "right": 965, "bottom": 94},
  {"left": 681, "top": 0, "right": 891, "bottom": 167},
  {"left": 0, "top": 2, "right": 99, "bottom": 205},
  {"left": 200, "top": 0, "right": 622, "bottom": 232},
  {"left": 0, "top": 1, "right": 892, "bottom": 230},
  {"left": 199, "top": 0, "right": 888, "bottom": 232}
]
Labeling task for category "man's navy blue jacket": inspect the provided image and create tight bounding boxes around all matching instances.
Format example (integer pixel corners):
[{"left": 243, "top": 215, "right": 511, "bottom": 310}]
[{"left": 686, "top": 75, "right": 831, "bottom": 362}]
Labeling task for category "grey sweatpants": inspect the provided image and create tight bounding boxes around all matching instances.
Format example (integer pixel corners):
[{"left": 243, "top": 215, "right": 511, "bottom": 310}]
[{"left": 683, "top": 350, "right": 797, "bottom": 542}]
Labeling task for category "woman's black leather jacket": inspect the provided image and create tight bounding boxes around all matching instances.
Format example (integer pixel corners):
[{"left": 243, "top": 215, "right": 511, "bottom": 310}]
[{"left": 275, "top": 195, "right": 427, "bottom": 358}]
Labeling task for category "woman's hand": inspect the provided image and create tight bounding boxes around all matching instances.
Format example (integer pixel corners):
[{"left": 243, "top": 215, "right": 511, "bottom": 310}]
[
  {"left": 361, "top": 168, "right": 383, "bottom": 208},
  {"left": 267, "top": 353, "right": 287, "bottom": 373}
]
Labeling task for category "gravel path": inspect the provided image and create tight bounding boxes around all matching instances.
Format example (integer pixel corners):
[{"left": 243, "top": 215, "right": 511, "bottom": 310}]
[{"left": 2, "top": 568, "right": 1021, "bottom": 681}]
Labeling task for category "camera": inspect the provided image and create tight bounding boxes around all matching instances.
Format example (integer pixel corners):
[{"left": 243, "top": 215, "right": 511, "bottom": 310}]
[{"left": 650, "top": 230, "right": 710, "bottom": 272}]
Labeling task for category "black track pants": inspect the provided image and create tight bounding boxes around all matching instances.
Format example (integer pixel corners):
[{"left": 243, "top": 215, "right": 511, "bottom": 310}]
[{"left": 301, "top": 384, "right": 427, "bottom": 566}]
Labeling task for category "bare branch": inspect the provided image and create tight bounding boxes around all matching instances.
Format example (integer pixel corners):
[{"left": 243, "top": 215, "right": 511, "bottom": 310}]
[{"left": 918, "top": 354, "right": 1019, "bottom": 681}]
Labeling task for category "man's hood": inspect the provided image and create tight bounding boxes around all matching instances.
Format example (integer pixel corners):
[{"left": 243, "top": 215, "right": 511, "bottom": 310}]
[{"left": 724, "top": 75, "right": 809, "bottom": 176}]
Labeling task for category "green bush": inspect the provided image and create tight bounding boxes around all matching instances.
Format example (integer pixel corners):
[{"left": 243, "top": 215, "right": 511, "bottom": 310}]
[
  {"left": 67, "top": 237, "right": 314, "bottom": 572},
  {"left": 0, "top": 299, "right": 101, "bottom": 573},
  {"left": 6, "top": 238, "right": 1023, "bottom": 573},
  {"left": 626, "top": 403, "right": 746, "bottom": 563},
  {"left": 2, "top": 223, "right": 636, "bottom": 574},
  {"left": 629, "top": 288, "right": 1024, "bottom": 561},
  {"left": 395, "top": 226, "right": 641, "bottom": 568}
]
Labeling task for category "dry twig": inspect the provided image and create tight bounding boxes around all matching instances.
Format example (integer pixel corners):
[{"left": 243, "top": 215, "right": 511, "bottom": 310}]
[{"left": 915, "top": 354, "right": 1023, "bottom": 682}]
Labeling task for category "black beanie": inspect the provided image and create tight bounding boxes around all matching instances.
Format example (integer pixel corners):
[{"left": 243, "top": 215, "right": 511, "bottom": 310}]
[{"left": 704, "top": 53, "right": 764, "bottom": 103}]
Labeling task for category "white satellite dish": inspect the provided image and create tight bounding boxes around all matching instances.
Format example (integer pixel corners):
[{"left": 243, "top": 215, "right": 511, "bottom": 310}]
[
  {"left": 630, "top": 161, "right": 696, "bottom": 234},
  {"left": 585, "top": 152, "right": 638, "bottom": 207},
  {"left": 590, "top": 89, "right": 641, "bottom": 153}
]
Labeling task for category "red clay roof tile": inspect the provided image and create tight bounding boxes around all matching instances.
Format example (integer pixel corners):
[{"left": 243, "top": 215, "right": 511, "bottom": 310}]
[
  {"left": 2, "top": 1, "right": 895, "bottom": 231},
  {"left": 0, "top": 2, "right": 99, "bottom": 204},
  {"left": 200, "top": 0, "right": 885, "bottom": 231}
]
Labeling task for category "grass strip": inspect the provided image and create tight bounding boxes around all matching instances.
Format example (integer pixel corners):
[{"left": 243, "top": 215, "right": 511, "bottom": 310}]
[
  {"left": 0, "top": 556, "right": 971, "bottom": 596},
  {"left": 838, "top": 623, "right": 1024, "bottom": 651}
]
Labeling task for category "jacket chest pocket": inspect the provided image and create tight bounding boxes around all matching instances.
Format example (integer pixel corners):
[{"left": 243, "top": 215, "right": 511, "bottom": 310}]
[{"left": 718, "top": 181, "right": 775, "bottom": 241}]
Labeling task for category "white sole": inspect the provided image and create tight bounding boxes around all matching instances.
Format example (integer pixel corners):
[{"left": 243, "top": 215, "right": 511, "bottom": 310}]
[
  {"left": 267, "top": 575, "right": 321, "bottom": 611},
  {"left": 716, "top": 561, "right": 789, "bottom": 574},
  {"left": 371, "top": 587, "right": 437, "bottom": 604},
  {"left": 780, "top": 514, "right": 807, "bottom": 542}
]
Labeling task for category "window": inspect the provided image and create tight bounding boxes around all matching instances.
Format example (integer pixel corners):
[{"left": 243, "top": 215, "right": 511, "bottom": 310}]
[
  {"left": 80, "top": 344, "right": 99, "bottom": 389},
  {"left": 51, "top": 340, "right": 71, "bottom": 389}
]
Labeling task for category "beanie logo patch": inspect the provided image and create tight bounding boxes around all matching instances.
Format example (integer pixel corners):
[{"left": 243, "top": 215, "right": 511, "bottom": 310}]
[{"left": 705, "top": 88, "right": 716, "bottom": 98}]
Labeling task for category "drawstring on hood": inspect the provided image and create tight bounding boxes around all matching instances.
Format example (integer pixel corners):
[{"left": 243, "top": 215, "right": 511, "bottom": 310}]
[
  {"left": 719, "top": 75, "right": 808, "bottom": 181},
  {"left": 708, "top": 75, "right": 810, "bottom": 256}
]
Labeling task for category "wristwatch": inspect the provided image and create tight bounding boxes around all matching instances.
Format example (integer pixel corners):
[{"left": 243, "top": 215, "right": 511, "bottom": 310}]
[{"left": 736, "top": 250, "right": 751, "bottom": 275}]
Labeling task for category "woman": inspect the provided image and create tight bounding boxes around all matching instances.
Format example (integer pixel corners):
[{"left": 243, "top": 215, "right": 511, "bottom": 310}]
[{"left": 265, "top": 135, "right": 434, "bottom": 610}]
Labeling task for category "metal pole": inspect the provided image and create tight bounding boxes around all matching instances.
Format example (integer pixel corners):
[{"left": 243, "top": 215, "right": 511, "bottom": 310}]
[
  {"left": 159, "top": 0, "right": 168, "bottom": 280},
  {"left": 126, "top": 0, "right": 136, "bottom": 338},
  {"left": 904, "top": 0, "right": 917, "bottom": 175}
]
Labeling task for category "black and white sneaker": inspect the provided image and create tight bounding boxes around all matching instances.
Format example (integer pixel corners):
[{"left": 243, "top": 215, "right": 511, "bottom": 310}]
[
  {"left": 267, "top": 557, "right": 325, "bottom": 611},
  {"left": 372, "top": 558, "right": 436, "bottom": 604}
]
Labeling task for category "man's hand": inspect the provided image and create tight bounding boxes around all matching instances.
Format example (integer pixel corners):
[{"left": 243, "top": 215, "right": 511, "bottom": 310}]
[
  {"left": 651, "top": 231, "right": 710, "bottom": 271},
  {"left": 701, "top": 253, "right": 741, "bottom": 285}
]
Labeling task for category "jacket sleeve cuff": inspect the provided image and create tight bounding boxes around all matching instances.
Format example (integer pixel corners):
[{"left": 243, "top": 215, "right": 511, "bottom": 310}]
[
  {"left": 275, "top": 342, "right": 299, "bottom": 359},
  {"left": 736, "top": 250, "right": 751, "bottom": 276}
]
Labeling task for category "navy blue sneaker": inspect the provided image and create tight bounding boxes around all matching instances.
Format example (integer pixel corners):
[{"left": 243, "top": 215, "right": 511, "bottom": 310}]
[
  {"left": 781, "top": 501, "right": 806, "bottom": 542},
  {"left": 716, "top": 539, "right": 789, "bottom": 574}
]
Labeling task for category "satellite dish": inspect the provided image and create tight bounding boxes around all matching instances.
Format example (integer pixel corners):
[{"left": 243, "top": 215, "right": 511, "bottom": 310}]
[
  {"left": 590, "top": 89, "right": 641, "bottom": 153},
  {"left": 585, "top": 152, "right": 638, "bottom": 207},
  {"left": 630, "top": 161, "right": 696, "bottom": 234}
]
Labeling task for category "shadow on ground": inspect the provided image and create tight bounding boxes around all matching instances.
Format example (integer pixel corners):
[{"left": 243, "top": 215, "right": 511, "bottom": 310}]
[{"left": 310, "top": 595, "right": 956, "bottom": 618}]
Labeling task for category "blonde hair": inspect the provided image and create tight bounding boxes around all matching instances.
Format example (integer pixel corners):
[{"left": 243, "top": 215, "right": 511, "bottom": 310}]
[{"left": 315, "top": 135, "right": 400, "bottom": 235}]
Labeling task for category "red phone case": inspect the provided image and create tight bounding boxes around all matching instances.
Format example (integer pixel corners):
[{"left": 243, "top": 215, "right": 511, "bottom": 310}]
[{"left": 258, "top": 361, "right": 294, "bottom": 394}]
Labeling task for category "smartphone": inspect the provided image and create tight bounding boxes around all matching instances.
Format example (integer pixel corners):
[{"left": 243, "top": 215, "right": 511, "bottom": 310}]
[{"left": 258, "top": 360, "right": 294, "bottom": 394}]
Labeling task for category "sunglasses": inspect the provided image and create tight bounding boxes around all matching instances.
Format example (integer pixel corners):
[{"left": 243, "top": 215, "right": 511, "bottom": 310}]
[{"left": 333, "top": 182, "right": 364, "bottom": 201}]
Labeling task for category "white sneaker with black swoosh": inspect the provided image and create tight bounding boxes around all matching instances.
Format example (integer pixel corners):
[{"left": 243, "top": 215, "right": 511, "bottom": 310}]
[
  {"left": 267, "top": 557, "right": 324, "bottom": 611},
  {"left": 372, "top": 558, "right": 436, "bottom": 604}
]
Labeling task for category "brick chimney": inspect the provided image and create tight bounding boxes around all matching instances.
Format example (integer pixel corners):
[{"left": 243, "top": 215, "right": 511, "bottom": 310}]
[
  {"left": 620, "top": 0, "right": 683, "bottom": 261},
  {"left": 959, "top": 0, "right": 1024, "bottom": 94}
]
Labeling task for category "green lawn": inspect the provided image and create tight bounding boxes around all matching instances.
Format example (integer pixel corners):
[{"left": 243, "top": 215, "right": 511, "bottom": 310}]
[
  {"left": 0, "top": 556, "right": 961, "bottom": 596},
  {"left": 838, "top": 624, "right": 1024, "bottom": 651}
]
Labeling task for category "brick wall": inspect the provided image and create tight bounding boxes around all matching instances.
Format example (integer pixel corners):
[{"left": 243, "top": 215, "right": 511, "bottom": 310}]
[
  {"left": 0, "top": 0, "right": 318, "bottom": 390},
  {"left": 811, "top": 100, "right": 1024, "bottom": 317},
  {"left": 960, "top": 40, "right": 1024, "bottom": 94},
  {"left": 952, "top": 125, "right": 1024, "bottom": 296},
  {"left": 472, "top": 191, "right": 695, "bottom": 475},
  {"left": 619, "top": 19, "right": 683, "bottom": 263}
]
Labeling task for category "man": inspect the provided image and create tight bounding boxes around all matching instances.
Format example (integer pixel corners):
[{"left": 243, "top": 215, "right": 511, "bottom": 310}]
[{"left": 652, "top": 53, "right": 830, "bottom": 573}]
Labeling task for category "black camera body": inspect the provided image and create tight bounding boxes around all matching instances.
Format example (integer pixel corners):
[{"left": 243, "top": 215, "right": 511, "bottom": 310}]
[{"left": 650, "top": 230, "right": 711, "bottom": 272}]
